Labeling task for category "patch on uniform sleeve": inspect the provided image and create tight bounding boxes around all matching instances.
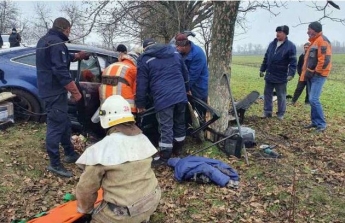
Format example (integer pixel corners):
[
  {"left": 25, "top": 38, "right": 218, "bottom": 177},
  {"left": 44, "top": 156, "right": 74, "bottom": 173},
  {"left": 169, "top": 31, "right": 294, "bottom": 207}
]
[
  {"left": 321, "top": 46, "right": 327, "bottom": 55},
  {"left": 61, "top": 51, "right": 67, "bottom": 63}
]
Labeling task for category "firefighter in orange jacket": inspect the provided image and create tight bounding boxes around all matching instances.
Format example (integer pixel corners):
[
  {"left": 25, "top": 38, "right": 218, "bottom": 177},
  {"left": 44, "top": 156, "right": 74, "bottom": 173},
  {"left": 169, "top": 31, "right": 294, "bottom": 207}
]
[
  {"left": 99, "top": 52, "right": 138, "bottom": 113},
  {"left": 300, "top": 21, "right": 332, "bottom": 133}
]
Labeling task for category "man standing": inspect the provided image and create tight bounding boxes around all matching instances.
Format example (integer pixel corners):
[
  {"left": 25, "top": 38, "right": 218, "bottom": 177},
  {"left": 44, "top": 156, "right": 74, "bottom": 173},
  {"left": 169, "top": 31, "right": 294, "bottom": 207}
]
[
  {"left": 9, "top": 28, "right": 21, "bottom": 47},
  {"left": 175, "top": 33, "right": 208, "bottom": 117},
  {"left": 301, "top": 21, "right": 332, "bottom": 133},
  {"left": 290, "top": 42, "right": 310, "bottom": 105},
  {"left": 260, "top": 25, "right": 297, "bottom": 120},
  {"left": 36, "top": 17, "right": 89, "bottom": 177},
  {"left": 136, "top": 39, "right": 190, "bottom": 165}
]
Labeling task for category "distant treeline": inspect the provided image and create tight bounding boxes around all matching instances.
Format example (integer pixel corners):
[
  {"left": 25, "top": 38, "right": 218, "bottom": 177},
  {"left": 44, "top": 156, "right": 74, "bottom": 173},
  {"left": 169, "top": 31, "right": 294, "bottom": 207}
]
[{"left": 234, "top": 41, "right": 345, "bottom": 55}]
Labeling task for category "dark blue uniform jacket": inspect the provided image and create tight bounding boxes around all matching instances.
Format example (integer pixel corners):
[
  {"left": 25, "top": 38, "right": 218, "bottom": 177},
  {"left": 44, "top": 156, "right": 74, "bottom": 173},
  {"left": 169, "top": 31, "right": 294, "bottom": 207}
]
[
  {"left": 260, "top": 38, "right": 297, "bottom": 83},
  {"left": 136, "top": 44, "right": 189, "bottom": 112},
  {"left": 36, "top": 29, "right": 73, "bottom": 99}
]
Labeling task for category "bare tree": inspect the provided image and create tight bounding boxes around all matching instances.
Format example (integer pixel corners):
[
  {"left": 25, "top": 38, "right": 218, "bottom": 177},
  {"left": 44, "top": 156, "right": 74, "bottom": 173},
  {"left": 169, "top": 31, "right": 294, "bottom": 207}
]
[{"left": 0, "top": 0, "right": 19, "bottom": 33}]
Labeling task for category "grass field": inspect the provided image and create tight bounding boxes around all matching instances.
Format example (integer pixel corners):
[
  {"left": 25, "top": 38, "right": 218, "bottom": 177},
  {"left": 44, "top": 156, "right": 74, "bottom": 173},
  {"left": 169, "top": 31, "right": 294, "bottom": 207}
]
[{"left": 1, "top": 54, "right": 345, "bottom": 223}]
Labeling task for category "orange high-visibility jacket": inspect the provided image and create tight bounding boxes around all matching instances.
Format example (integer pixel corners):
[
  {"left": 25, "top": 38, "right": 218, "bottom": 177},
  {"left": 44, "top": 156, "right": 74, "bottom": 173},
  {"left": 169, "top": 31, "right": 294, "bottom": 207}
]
[
  {"left": 300, "top": 32, "right": 332, "bottom": 81},
  {"left": 99, "top": 59, "right": 137, "bottom": 112}
]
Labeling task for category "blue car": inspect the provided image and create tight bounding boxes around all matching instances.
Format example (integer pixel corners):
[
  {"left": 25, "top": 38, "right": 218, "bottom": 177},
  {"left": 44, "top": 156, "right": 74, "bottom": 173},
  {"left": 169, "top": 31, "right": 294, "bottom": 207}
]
[
  {"left": 0, "top": 44, "right": 219, "bottom": 142},
  {"left": 0, "top": 44, "right": 119, "bottom": 131}
]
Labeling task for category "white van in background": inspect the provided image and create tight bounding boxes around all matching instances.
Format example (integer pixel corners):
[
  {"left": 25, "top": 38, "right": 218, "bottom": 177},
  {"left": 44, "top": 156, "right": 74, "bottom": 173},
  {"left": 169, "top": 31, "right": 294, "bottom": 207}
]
[{"left": 1, "top": 34, "right": 11, "bottom": 49}]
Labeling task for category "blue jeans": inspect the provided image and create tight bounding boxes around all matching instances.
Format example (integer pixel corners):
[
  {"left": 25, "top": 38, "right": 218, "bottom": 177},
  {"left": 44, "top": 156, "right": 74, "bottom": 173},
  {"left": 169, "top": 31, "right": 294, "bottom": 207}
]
[
  {"left": 44, "top": 93, "right": 76, "bottom": 166},
  {"left": 307, "top": 75, "right": 326, "bottom": 128},
  {"left": 156, "top": 103, "right": 186, "bottom": 151},
  {"left": 264, "top": 81, "right": 287, "bottom": 117}
]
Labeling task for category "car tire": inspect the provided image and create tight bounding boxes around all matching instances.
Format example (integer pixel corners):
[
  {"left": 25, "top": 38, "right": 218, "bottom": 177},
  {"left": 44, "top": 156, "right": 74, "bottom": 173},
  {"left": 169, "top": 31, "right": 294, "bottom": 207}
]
[{"left": 7, "top": 89, "right": 42, "bottom": 122}]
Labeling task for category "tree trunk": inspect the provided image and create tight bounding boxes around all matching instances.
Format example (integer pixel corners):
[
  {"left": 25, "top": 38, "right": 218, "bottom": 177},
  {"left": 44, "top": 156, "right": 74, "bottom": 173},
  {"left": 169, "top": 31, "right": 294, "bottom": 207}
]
[{"left": 208, "top": 1, "right": 240, "bottom": 134}]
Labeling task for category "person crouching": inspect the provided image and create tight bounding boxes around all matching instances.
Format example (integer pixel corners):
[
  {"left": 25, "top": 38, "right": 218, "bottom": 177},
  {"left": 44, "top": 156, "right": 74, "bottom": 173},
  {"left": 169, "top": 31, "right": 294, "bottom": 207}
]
[{"left": 76, "top": 95, "right": 161, "bottom": 223}]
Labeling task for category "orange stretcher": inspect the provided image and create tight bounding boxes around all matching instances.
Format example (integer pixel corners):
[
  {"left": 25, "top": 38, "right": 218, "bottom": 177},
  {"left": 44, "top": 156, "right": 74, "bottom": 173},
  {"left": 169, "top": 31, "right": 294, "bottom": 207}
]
[{"left": 28, "top": 189, "right": 103, "bottom": 223}]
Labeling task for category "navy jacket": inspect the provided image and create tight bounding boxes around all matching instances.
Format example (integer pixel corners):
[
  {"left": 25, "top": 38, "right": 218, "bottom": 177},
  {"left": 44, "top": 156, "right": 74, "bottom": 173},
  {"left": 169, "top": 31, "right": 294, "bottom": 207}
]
[
  {"left": 167, "top": 156, "right": 239, "bottom": 187},
  {"left": 36, "top": 29, "right": 74, "bottom": 99},
  {"left": 136, "top": 44, "right": 189, "bottom": 111},
  {"left": 260, "top": 38, "right": 297, "bottom": 83},
  {"left": 183, "top": 42, "right": 208, "bottom": 100}
]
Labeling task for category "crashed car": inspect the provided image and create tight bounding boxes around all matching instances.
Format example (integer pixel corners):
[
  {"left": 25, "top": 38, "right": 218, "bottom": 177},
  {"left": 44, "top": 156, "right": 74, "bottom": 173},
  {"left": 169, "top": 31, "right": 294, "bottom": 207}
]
[{"left": 0, "top": 44, "right": 219, "bottom": 141}]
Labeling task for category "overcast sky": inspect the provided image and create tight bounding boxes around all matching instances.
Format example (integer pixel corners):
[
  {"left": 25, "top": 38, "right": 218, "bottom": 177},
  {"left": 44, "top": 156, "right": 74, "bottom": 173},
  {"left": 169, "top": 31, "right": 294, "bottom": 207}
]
[
  {"left": 233, "top": 1, "right": 345, "bottom": 49},
  {"left": 17, "top": 1, "right": 345, "bottom": 49}
]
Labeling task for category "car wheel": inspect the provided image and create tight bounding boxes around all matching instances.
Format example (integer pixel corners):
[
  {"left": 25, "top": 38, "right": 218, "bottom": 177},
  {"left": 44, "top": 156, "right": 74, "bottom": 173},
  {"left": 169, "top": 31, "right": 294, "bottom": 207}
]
[{"left": 6, "top": 89, "right": 41, "bottom": 122}]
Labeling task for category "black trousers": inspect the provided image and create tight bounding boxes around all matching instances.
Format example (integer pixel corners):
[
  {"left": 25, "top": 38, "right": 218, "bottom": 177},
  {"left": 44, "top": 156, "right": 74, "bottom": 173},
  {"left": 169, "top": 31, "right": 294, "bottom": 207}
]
[
  {"left": 292, "top": 80, "right": 309, "bottom": 103},
  {"left": 44, "top": 93, "right": 75, "bottom": 166}
]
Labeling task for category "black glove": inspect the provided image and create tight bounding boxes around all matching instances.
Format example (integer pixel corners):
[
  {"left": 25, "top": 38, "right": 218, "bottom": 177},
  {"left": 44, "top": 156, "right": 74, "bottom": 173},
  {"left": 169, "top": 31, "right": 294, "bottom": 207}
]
[{"left": 259, "top": 71, "right": 265, "bottom": 77}]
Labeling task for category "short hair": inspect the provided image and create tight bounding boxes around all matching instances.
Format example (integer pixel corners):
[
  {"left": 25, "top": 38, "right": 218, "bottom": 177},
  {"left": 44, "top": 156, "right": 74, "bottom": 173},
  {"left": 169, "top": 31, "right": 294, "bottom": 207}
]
[
  {"left": 116, "top": 44, "right": 127, "bottom": 53},
  {"left": 304, "top": 42, "right": 310, "bottom": 47},
  {"left": 52, "top": 17, "right": 71, "bottom": 32}
]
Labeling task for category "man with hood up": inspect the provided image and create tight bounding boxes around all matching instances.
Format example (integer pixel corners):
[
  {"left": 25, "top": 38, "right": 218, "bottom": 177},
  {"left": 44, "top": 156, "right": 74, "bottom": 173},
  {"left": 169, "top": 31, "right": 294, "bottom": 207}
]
[
  {"left": 136, "top": 38, "right": 190, "bottom": 165},
  {"left": 9, "top": 28, "right": 21, "bottom": 47},
  {"left": 76, "top": 95, "right": 160, "bottom": 223}
]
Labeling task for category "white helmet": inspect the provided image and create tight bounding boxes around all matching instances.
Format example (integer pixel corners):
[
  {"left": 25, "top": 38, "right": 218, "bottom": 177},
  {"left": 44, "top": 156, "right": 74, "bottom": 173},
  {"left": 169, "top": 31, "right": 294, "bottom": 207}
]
[{"left": 99, "top": 95, "right": 135, "bottom": 129}]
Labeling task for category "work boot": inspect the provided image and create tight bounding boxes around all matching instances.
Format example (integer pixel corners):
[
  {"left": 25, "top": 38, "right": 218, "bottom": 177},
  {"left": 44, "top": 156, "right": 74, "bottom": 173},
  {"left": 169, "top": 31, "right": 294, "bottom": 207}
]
[
  {"left": 315, "top": 127, "right": 326, "bottom": 134},
  {"left": 304, "top": 124, "right": 317, "bottom": 129},
  {"left": 152, "top": 149, "right": 172, "bottom": 167},
  {"left": 64, "top": 153, "right": 80, "bottom": 163},
  {"left": 172, "top": 141, "right": 184, "bottom": 156},
  {"left": 261, "top": 113, "right": 272, "bottom": 119},
  {"left": 47, "top": 164, "right": 73, "bottom": 178}
]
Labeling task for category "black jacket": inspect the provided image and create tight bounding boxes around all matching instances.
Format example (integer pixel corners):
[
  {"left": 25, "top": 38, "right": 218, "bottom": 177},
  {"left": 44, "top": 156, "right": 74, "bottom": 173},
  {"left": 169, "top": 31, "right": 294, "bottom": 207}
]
[
  {"left": 0, "top": 34, "right": 3, "bottom": 48},
  {"left": 297, "top": 53, "right": 305, "bottom": 76},
  {"left": 9, "top": 33, "right": 21, "bottom": 47},
  {"left": 36, "top": 29, "right": 74, "bottom": 99}
]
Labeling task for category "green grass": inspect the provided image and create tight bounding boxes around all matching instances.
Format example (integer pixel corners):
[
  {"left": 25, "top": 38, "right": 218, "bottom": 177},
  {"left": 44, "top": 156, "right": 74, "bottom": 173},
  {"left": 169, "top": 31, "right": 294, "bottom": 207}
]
[{"left": 1, "top": 54, "right": 345, "bottom": 222}]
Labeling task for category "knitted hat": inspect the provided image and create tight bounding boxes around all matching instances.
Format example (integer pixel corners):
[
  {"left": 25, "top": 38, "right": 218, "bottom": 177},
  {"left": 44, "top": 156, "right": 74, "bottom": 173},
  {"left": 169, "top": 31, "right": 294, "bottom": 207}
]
[
  {"left": 143, "top": 38, "right": 156, "bottom": 48},
  {"left": 308, "top": 21, "right": 322, "bottom": 33},
  {"left": 175, "top": 33, "right": 189, "bottom": 46},
  {"left": 116, "top": 44, "right": 127, "bottom": 53},
  {"left": 276, "top": 25, "right": 289, "bottom": 35}
]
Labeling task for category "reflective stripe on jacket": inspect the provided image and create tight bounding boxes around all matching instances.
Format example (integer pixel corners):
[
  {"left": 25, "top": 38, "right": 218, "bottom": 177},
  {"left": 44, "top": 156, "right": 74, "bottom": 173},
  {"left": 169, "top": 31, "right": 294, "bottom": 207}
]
[
  {"left": 300, "top": 32, "right": 332, "bottom": 81},
  {"left": 99, "top": 59, "right": 137, "bottom": 112}
]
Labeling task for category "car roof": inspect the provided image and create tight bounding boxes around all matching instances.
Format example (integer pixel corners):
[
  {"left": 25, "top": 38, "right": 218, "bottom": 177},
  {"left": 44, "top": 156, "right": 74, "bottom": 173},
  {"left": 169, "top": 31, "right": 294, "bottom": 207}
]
[{"left": 0, "top": 44, "right": 119, "bottom": 58}]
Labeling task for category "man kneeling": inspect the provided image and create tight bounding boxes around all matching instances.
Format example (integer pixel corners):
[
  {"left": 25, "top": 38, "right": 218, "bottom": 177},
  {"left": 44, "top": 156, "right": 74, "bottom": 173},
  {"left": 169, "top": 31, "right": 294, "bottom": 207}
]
[{"left": 76, "top": 95, "right": 161, "bottom": 223}]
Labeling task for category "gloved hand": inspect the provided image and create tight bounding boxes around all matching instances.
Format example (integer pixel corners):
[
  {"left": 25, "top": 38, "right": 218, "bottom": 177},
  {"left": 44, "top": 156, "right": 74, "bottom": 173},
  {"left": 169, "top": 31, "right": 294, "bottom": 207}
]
[
  {"left": 65, "top": 81, "right": 82, "bottom": 102},
  {"left": 259, "top": 71, "right": 265, "bottom": 77},
  {"left": 287, "top": 76, "right": 294, "bottom": 81},
  {"left": 75, "top": 51, "right": 90, "bottom": 61}
]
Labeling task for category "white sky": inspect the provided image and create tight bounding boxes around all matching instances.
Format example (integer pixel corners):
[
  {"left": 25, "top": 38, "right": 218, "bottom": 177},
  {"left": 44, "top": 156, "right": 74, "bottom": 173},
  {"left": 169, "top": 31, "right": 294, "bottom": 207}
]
[{"left": 15, "top": 1, "right": 345, "bottom": 49}]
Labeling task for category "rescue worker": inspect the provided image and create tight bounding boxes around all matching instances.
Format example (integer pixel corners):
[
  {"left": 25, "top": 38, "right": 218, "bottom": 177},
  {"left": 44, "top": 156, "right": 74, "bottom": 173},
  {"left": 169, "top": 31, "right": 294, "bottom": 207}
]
[
  {"left": 99, "top": 52, "right": 138, "bottom": 113},
  {"left": 76, "top": 95, "right": 161, "bottom": 223},
  {"left": 36, "top": 17, "right": 90, "bottom": 177},
  {"left": 9, "top": 28, "right": 21, "bottom": 47},
  {"left": 136, "top": 39, "right": 190, "bottom": 165}
]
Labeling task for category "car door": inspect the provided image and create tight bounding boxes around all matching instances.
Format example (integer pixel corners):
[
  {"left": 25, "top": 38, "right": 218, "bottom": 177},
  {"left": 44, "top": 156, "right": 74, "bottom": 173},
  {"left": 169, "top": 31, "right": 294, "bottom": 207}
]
[{"left": 69, "top": 52, "right": 118, "bottom": 135}]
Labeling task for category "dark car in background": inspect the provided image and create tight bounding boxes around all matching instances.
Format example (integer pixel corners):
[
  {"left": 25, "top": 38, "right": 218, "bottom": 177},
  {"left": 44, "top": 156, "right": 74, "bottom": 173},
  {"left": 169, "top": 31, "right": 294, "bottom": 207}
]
[{"left": 0, "top": 44, "right": 119, "bottom": 133}]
